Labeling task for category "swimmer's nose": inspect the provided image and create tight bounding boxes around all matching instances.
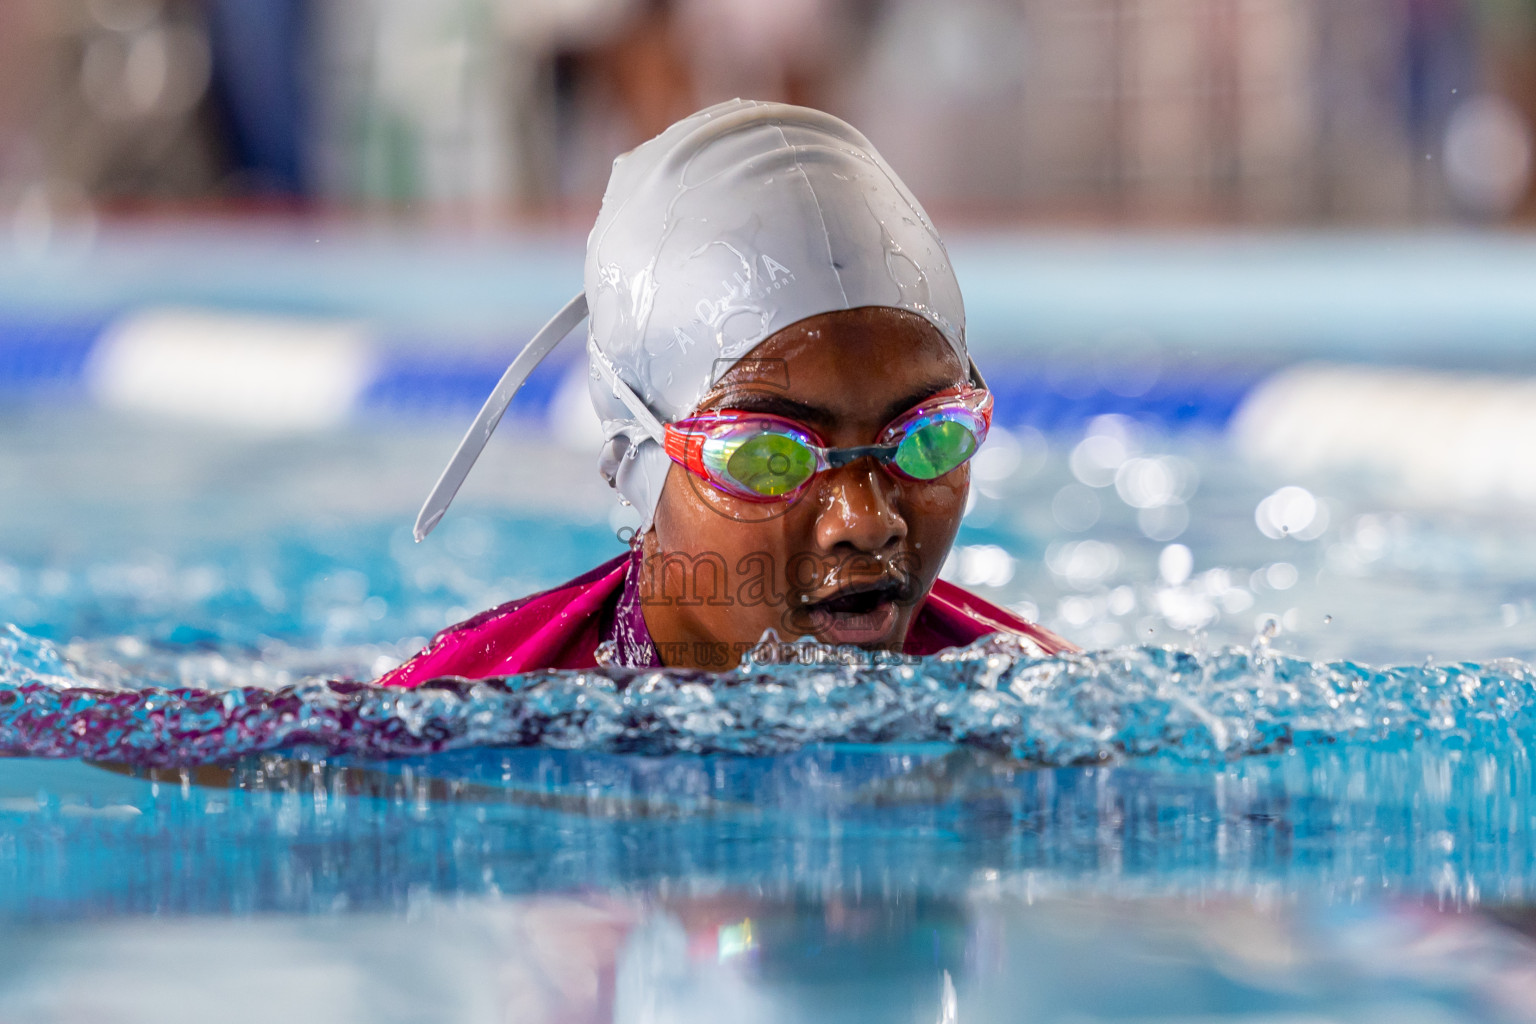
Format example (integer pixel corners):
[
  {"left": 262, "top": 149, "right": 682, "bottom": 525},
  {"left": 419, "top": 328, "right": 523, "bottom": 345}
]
[{"left": 814, "top": 462, "right": 907, "bottom": 555}]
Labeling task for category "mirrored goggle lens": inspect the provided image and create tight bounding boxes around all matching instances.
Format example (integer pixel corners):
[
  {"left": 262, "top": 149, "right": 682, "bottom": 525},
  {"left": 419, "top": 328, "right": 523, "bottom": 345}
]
[
  {"left": 892, "top": 416, "right": 980, "bottom": 480},
  {"left": 716, "top": 430, "right": 818, "bottom": 497}
]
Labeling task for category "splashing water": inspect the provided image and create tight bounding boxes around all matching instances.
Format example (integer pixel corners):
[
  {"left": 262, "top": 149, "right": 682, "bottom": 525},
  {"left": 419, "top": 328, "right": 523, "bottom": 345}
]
[
  {"left": 2, "top": 623, "right": 1532, "bottom": 769},
  {"left": 0, "top": 624, "right": 87, "bottom": 688},
  {"left": 6, "top": 413, "right": 1536, "bottom": 951}
]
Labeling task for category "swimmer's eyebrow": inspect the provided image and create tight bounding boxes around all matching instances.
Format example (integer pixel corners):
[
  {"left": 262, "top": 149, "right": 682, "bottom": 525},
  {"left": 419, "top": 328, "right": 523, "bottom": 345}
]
[
  {"left": 704, "top": 390, "right": 833, "bottom": 425},
  {"left": 879, "top": 377, "right": 965, "bottom": 423},
  {"left": 704, "top": 375, "right": 964, "bottom": 427}
]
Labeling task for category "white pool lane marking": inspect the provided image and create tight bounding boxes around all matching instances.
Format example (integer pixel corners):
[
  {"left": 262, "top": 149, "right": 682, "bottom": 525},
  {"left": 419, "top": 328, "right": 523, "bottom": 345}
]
[
  {"left": 84, "top": 308, "right": 377, "bottom": 431},
  {"left": 56, "top": 305, "right": 1536, "bottom": 515},
  {"left": 1233, "top": 362, "right": 1536, "bottom": 508}
]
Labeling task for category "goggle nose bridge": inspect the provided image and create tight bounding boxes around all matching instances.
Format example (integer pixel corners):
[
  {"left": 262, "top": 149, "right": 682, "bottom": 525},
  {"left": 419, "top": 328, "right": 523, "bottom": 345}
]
[{"left": 823, "top": 442, "right": 902, "bottom": 469}]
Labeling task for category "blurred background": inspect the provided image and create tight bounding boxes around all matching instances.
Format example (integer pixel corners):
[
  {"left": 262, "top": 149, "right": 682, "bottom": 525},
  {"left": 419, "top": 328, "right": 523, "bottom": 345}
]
[
  {"left": 2, "top": 0, "right": 1536, "bottom": 665},
  {"left": 6, "top": 8, "right": 1536, "bottom": 1015},
  {"left": 1, "top": 0, "right": 1533, "bottom": 224}
]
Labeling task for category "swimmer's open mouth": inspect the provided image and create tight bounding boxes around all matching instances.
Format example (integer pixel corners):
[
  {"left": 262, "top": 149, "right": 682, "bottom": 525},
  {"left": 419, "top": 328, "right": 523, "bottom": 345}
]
[
  {"left": 801, "top": 577, "right": 917, "bottom": 645},
  {"left": 808, "top": 579, "right": 910, "bottom": 617}
]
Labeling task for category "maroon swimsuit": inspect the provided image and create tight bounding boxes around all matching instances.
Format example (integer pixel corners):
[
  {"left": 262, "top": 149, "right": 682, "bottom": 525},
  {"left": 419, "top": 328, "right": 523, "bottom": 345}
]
[{"left": 378, "top": 550, "right": 1074, "bottom": 687}]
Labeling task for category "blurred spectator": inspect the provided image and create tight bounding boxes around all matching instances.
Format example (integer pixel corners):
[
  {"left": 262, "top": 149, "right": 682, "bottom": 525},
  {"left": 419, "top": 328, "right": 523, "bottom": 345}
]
[
  {"left": 206, "top": 0, "right": 308, "bottom": 197},
  {"left": 674, "top": 0, "right": 852, "bottom": 108},
  {"left": 845, "top": 0, "right": 1030, "bottom": 211},
  {"left": 552, "top": 0, "right": 694, "bottom": 200},
  {"left": 0, "top": 0, "right": 1532, "bottom": 224},
  {"left": 2, "top": 0, "right": 222, "bottom": 253},
  {"left": 1466, "top": 0, "right": 1536, "bottom": 219}
]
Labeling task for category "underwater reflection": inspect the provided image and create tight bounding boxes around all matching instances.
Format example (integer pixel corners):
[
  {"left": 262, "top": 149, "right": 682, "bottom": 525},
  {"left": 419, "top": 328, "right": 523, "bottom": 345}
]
[
  {"left": 0, "top": 892, "right": 1531, "bottom": 1023},
  {"left": 1, "top": 738, "right": 1534, "bottom": 917}
]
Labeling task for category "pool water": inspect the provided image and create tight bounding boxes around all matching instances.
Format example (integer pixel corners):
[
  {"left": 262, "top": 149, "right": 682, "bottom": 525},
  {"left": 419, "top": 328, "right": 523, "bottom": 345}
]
[{"left": 4, "top": 403, "right": 1536, "bottom": 1021}]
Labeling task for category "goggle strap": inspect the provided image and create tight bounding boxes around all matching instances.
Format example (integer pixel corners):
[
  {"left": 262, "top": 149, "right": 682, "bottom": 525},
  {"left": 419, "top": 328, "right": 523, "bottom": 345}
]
[
  {"left": 967, "top": 356, "right": 987, "bottom": 391},
  {"left": 589, "top": 340, "right": 668, "bottom": 443},
  {"left": 414, "top": 291, "right": 589, "bottom": 542}
]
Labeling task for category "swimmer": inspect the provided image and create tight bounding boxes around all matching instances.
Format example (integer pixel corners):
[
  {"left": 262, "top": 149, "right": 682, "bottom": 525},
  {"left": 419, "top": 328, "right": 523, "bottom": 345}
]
[{"left": 381, "top": 100, "right": 1072, "bottom": 685}]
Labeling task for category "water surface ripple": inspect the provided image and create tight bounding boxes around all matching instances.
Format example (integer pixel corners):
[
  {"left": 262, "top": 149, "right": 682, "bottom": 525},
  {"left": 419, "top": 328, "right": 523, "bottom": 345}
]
[{"left": 2, "top": 624, "right": 1531, "bottom": 769}]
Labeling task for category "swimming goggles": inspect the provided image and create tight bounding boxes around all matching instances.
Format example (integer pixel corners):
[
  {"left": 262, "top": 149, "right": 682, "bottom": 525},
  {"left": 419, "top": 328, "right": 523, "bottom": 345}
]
[
  {"left": 414, "top": 291, "right": 988, "bottom": 538},
  {"left": 662, "top": 387, "right": 992, "bottom": 502}
]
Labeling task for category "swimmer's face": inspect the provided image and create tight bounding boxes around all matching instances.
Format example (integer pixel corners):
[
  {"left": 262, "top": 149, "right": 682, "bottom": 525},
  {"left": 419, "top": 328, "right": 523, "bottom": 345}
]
[{"left": 642, "top": 307, "right": 971, "bottom": 668}]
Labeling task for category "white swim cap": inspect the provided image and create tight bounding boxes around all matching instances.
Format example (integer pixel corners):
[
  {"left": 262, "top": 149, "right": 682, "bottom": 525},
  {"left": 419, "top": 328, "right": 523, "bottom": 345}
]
[
  {"left": 584, "top": 98, "right": 966, "bottom": 526},
  {"left": 414, "top": 99, "right": 966, "bottom": 541}
]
